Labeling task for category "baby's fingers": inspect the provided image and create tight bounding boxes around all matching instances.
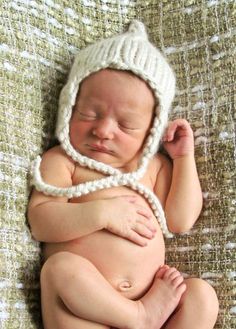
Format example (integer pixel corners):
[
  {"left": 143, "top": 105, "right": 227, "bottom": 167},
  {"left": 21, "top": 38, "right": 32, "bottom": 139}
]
[
  {"left": 136, "top": 207, "right": 153, "bottom": 220},
  {"left": 163, "top": 119, "right": 193, "bottom": 142},
  {"left": 139, "top": 217, "right": 157, "bottom": 234},
  {"left": 133, "top": 222, "right": 156, "bottom": 240},
  {"left": 163, "top": 122, "right": 178, "bottom": 142},
  {"left": 121, "top": 218, "right": 156, "bottom": 246},
  {"left": 126, "top": 230, "right": 149, "bottom": 247}
]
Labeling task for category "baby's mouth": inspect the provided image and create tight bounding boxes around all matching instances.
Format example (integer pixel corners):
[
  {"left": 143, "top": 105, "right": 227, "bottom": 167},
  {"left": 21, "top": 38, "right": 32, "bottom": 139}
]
[{"left": 87, "top": 144, "right": 114, "bottom": 155}]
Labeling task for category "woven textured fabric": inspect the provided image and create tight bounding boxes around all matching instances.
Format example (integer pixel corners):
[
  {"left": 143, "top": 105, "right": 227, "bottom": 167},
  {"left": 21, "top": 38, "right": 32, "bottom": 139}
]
[{"left": 0, "top": 1, "right": 235, "bottom": 328}]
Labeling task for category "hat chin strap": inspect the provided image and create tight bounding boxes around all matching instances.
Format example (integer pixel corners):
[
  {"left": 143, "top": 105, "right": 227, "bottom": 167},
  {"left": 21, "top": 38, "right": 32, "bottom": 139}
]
[{"left": 31, "top": 154, "right": 173, "bottom": 238}]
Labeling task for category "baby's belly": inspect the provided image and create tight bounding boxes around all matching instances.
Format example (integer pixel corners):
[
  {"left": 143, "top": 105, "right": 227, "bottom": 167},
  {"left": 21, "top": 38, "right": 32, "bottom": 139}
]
[{"left": 44, "top": 220, "right": 165, "bottom": 299}]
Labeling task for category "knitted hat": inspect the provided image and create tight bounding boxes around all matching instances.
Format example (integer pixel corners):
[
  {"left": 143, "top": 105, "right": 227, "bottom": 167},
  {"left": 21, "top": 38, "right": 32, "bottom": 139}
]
[
  {"left": 31, "top": 20, "right": 175, "bottom": 237},
  {"left": 56, "top": 20, "right": 175, "bottom": 176}
]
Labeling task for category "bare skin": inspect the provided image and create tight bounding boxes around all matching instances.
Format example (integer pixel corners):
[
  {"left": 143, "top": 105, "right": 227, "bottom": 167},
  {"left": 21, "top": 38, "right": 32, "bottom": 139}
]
[
  {"left": 28, "top": 69, "right": 219, "bottom": 328},
  {"left": 41, "top": 252, "right": 218, "bottom": 329},
  {"left": 138, "top": 265, "right": 187, "bottom": 328},
  {"left": 41, "top": 254, "right": 187, "bottom": 329}
]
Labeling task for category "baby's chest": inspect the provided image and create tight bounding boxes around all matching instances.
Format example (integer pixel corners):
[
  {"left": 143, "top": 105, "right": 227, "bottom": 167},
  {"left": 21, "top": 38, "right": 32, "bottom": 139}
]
[{"left": 70, "top": 166, "right": 153, "bottom": 204}]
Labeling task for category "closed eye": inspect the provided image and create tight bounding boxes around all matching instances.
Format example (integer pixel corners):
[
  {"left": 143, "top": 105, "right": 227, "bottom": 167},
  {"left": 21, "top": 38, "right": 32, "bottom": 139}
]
[
  {"left": 118, "top": 122, "right": 139, "bottom": 131},
  {"left": 78, "top": 110, "right": 97, "bottom": 120}
]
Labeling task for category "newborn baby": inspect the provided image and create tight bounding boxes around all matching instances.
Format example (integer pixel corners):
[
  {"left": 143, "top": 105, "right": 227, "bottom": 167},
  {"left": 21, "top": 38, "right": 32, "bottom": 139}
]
[{"left": 28, "top": 21, "right": 218, "bottom": 329}]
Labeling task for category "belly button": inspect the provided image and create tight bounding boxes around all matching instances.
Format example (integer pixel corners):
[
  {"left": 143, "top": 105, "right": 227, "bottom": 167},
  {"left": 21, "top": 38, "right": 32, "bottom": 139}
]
[{"left": 118, "top": 280, "right": 132, "bottom": 291}]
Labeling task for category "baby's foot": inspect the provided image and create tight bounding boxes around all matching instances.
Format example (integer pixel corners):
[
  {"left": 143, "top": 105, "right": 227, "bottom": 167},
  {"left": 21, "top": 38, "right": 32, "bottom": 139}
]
[{"left": 137, "top": 265, "right": 186, "bottom": 329}]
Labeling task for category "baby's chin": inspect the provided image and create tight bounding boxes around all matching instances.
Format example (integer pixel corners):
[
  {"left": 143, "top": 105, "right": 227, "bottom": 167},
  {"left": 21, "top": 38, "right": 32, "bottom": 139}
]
[{"left": 72, "top": 145, "right": 140, "bottom": 172}]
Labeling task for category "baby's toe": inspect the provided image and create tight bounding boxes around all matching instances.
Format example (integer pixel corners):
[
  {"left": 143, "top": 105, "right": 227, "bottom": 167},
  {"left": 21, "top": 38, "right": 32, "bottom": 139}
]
[
  {"left": 172, "top": 275, "right": 185, "bottom": 289},
  {"left": 163, "top": 267, "right": 179, "bottom": 280},
  {"left": 155, "top": 265, "right": 169, "bottom": 279}
]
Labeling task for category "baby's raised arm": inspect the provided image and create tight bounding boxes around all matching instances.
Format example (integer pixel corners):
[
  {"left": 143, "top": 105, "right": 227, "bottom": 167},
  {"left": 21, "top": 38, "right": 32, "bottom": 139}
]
[
  {"left": 155, "top": 119, "right": 203, "bottom": 233},
  {"left": 28, "top": 146, "right": 156, "bottom": 246}
]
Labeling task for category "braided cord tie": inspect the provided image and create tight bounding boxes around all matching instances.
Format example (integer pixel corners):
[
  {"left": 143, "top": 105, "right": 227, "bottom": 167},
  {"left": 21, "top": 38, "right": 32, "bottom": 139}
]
[{"left": 31, "top": 156, "right": 173, "bottom": 238}]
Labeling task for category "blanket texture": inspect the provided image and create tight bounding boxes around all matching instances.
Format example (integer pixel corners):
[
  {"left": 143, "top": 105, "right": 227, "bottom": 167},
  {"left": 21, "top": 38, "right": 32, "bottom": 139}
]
[{"left": 0, "top": 1, "right": 235, "bottom": 328}]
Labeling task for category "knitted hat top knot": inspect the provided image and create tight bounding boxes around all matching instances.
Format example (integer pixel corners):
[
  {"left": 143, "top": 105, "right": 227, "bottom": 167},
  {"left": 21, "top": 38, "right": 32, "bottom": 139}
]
[
  {"left": 31, "top": 20, "right": 176, "bottom": 238},
  {"left": 128, "top": 20, "right": 147, "bottom": 36}
]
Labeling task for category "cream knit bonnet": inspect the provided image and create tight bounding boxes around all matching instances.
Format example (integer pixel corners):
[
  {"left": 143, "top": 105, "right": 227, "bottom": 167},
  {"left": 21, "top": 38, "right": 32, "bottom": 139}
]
[{"left": 31, "top": 20, "right": 175, "bottom": 238}]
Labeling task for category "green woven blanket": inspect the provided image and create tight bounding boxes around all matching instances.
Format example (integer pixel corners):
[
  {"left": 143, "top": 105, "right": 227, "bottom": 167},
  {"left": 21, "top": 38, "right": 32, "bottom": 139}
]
[{"left": 0, "top": 1, "right": 235, "bottom": 328}]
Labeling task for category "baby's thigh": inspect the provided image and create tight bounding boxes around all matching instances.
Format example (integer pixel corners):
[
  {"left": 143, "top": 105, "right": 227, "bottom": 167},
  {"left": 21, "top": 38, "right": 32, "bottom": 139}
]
[
  {"left": 40, "top": 252, "right": 110, "bottom": 329},
  {"left": 41, "top": 251, "right": 88, "bottom": 284},
  {"left": 42, "top": 292, "right": 109, "bottom": 329},
  {"left": 181, "top": 278, "right": 219, "bottom": 318}
]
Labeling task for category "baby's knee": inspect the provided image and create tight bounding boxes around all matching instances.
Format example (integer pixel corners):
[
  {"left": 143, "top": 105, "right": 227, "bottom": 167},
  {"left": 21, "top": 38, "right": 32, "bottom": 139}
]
[
  {"left": 185, "top": 278, "right": 219, "bottom": 317},
  {"left": 41, "top": 252, "right": 91, "bottom": 288},
  {"left": 41, "top": 252, "right": 71, "bottom": 286}
]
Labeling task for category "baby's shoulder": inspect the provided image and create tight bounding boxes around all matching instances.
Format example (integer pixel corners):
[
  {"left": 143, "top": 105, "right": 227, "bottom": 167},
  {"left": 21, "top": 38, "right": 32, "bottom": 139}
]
[
  {"left": 41, "top": 145, "right": 75, "bottom": 173},
  {"left": 42, "top": 145, "right": 72, "bottom": 161},
  {"left": 147, "top": 153, "right": 172, "bottom": 184},
  {"left": 149, "top": 152, "right": 172, "bottom": 172}
]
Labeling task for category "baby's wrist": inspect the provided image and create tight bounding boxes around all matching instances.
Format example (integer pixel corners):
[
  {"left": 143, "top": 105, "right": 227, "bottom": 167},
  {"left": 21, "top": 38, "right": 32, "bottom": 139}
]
[
  {"left": 172, "top": 152, "right": 195, "bottom": 162},
  {"left": 88, "top": 199, "right": 108, "bottom": 231},
  {"left": 97, "top": 199, "right": 109, "bottom": 230}
]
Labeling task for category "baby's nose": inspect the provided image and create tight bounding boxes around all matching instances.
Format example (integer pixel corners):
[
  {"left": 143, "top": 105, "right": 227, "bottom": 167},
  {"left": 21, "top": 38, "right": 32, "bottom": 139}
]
[{"left": 93, "top": 118, "right": 116, "bottom": 139}]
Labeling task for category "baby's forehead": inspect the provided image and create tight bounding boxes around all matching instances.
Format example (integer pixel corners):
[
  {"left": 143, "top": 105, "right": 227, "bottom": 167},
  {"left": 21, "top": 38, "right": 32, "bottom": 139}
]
[{"left": 77, "top": 68, "right": 156, "bottom": 106}]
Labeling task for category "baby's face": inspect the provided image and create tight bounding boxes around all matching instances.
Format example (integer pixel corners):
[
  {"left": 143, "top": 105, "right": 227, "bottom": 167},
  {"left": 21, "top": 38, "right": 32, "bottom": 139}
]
[{"left": 69, "top": 69, "right": 155, "bottom": 171}]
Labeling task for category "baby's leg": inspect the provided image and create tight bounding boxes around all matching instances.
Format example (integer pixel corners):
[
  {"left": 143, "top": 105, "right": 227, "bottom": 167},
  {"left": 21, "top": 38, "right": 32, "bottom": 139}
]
[
  {"left": 42, "top": 288, "right": 109, "bottom": 329},
  {"left": 163, "top": 278, "right": 219, "bottom": 329},
  {"left": 41, "top": 251, "right": 139, "bottom": 329},
  {"left": 42, "top": 268, "right": 109, "bottom": 329},
  {"left": 139, "top": 265, "right": 186, "bottom": 328},
  {"left": 41, "top": 252, "right": 186, "bottom": 329}
]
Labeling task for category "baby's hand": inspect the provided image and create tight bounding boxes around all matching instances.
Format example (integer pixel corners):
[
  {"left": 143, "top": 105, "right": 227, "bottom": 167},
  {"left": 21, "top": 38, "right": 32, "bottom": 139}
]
[
  {"left": 162, "top": 119, "right": 194, "bottom": 160},
  {"left": 101, "top": 195, "right": 157, "bottom": 246}
]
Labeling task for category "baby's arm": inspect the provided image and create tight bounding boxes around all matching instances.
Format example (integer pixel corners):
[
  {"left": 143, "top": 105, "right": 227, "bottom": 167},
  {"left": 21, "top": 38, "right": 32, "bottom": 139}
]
[
  {"left": 28, "top": 146, "right": 156, "bottom": 245},
  {"left": 155, "top": 119, "right": 202, "bottom": 233},
  {"left": 28, "top": 146, "right": 106, "bottom": 242}
]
